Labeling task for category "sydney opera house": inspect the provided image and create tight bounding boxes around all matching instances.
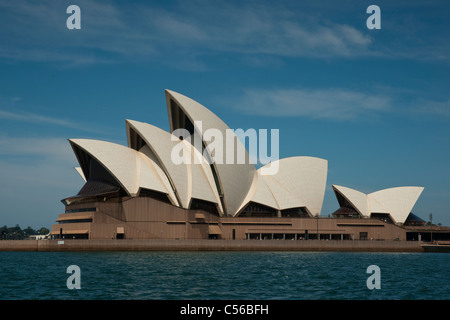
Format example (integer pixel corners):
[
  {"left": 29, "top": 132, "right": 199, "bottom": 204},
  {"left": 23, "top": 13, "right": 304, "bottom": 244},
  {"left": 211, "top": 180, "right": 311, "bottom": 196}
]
[{"left": 51, "top": 90, "right": 432, "bottom": 241}]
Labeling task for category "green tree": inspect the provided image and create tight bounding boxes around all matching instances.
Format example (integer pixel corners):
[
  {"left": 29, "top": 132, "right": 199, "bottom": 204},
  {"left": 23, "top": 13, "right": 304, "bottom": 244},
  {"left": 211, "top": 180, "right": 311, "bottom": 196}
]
[
  {"left": 0, "top": 225, "right": 50, "bottom": 239},
  {"left": 37, "top": 227, "right": 50, "bottom": 235}
]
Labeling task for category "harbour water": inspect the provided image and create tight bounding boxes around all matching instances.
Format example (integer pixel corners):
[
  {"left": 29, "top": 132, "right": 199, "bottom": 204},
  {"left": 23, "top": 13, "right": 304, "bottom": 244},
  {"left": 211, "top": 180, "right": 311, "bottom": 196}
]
[{"left": 0, "top": 251, "right": 449, "bottom": 300}]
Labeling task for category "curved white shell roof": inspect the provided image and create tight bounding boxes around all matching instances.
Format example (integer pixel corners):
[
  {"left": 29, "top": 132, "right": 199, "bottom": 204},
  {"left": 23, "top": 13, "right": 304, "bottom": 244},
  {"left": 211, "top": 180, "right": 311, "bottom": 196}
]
[
  {"left": 236, "top": 170, "right": 278, "bottom": 214},
  {"left": 66, "top": 89, "right": 427, "bottom": 224},
  {"left": 126, "top": 119, "right": 223, "bottom": 215},
  {"left": 165, "top": 89, "right": 256, "bottom": 216},
  {"left": 332, "top": 185, "right": 370, "bottom": 217},
  {"left": 190, "top": 145, "right": 224, "bottom": 215},
  {"left": 74, "top": 166, "right": 86, "bottom": 182},
  {"left": 332, "top": 184, "right": 424, "bottom": 223},
  {"left": 369, "top": 186, "right": 424, "bottom": 224},
  {"left": 69, "top": 139, "right": 178, "bottom": 205},
  {"left": 126, "top": 120, "right": 190, "bottom": 207},
  {"left": 238, "top": 156, "right": 328, "bottom": 216},
  {"left": 269, "top": 157, "right": 328, "bottom": 216}
]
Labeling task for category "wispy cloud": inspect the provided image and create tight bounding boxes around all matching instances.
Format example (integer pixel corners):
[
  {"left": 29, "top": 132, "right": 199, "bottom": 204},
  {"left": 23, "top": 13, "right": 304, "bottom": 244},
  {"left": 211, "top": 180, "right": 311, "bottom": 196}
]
[
  {"left": 0, "top": 109, "right": 74, "bottom": 127},
  {"left": 0, "top": 108, "right": 113, "bottom": 134},
  {"left": 2, "top": 1, "right": 449, "bottom": 67},
  {"left": 226, "top": 85, "right": 450, "bottom": 122},
  {"left": 0, "top": 93, "right": 116, "bottom": 135},
  {"left": 0, "top": 135, "right": 72, "bottom": 160},
  {"left": 231, "top": 87, "right": 391, "bottom": 121},
  {"left": 411, "top": 99, "right": 450, "bottom": 117},
  {"left": 0, "top": 0, "right": 374, "bottom": 66},
  {"left": 0, "top": 0, "right": 155, "bottom": 65},
  {"left": 142, "top": 2, "right": 373, "bottom": 58}
]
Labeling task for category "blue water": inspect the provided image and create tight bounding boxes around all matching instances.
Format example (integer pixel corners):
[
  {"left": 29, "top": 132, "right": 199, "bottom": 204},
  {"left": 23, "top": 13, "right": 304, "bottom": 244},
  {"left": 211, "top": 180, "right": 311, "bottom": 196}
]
[{"left": 0, "top": 251, "right": 448, "bottom": 300}]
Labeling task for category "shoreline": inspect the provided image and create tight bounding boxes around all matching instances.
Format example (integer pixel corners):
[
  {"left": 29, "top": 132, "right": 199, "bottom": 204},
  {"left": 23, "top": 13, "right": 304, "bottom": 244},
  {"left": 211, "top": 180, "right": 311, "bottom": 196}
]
[{"left": 0, "top": 239, "right": 442, "bottom": 252}]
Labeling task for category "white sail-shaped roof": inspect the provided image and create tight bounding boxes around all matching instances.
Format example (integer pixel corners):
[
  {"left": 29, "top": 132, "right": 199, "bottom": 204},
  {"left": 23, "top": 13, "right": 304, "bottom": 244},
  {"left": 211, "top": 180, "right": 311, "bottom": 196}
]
[
  {"left": 237, "top": 156, "right": 328, "bottom": 216},
  {"left": 190, "top": 146, "right": 224, "bottom": 214},
  {"left": 249, "top": 171, "right": 280, "bottom": 210},
  {"left": 165, "top": 89, "right": 256, "bottom": 216},
  {"left": 332, "top": 185, "right": 370, "bottom": 217},
  {"left": 65, "top": 89, "right": 427, "bottom": 225},
  {"left": 126, "top": 119, "right": 223, "bottom": 215},
  {"left": 126, "top": 120, "right": 190, "bottom": 208},
  {"left": 268, "top": 157, "right": 327, "bottom": 216},
  {"left": 74, "top": 166, "right": 86, "bottom": 182},
  {"left": 69, "top": 139, "right": 178, "bottom": 205},
  {"left": 332, "top": 184, "right": 424, "bottom": 223},
  {"left": 369, "top": 187, "right": 424, "bottom": 224},
  {"left": 236, "top": 170, "right": 279, "bottom": 213}
]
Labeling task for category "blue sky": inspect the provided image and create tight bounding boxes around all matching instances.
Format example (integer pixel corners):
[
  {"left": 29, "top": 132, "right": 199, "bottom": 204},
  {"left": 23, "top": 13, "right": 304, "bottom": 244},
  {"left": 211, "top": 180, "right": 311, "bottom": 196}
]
[{"left": 0, "top": 0, "right": 449, "bottom": 228}]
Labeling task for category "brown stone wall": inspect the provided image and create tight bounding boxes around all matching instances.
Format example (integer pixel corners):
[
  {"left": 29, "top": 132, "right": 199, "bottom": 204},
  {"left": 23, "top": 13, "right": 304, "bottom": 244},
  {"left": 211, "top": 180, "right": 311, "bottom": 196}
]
[{"left": 53, "top": 196, "right": 408, "bottom": 241}]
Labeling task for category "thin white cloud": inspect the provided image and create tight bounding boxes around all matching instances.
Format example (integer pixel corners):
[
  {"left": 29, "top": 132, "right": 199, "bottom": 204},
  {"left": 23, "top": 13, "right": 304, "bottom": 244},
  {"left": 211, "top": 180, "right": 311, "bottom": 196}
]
[
  {"left": 397, "top": 98, "right": 450, "bottom": 122},
  {"left": 415, "top": 99, "right": 450, "bottom": 117},
  {"left": 228, "top": 86, "right": 450, "bottom": 121},
  {"left": 131, "top": 1, "right": 373, "bottom": 59},
  {"left": 233, "top": 87, "right": 391, "bottom": 120},
  {"left": 0, "top": 0, "right": 373, "bottom": 66},
  {"left": 0, "top": 109, "right": 74, "bottom": 127},
  {"left": 0, "top": 0, "right": 156, "bottom": 64},
  {"left": 1, "top": 0, "right": 449, "bottom": 67},
  {"left": 0, "top": 93, "right": 118, "bottom": 135},
  {"left": 0, "top": 135, "right": 74, "bottom": 163},
  {"left": 0, "top": 108, "right": 110, "bottom": 134}
]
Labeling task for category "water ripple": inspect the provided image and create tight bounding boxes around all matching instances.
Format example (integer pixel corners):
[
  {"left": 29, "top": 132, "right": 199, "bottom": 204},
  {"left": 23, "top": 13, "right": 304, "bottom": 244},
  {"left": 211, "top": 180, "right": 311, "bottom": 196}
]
[{"left": 0, "top": 251, "right": 448, "bottom": 300}]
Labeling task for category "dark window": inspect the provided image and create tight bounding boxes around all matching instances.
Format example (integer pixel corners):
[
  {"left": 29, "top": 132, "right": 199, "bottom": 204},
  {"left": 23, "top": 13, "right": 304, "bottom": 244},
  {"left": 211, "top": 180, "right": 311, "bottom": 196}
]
[
  {"left": 280, "top": 207, "right": 309, "bottom": 218},
  {"left": 190, "top": 198, "right": 219, "bottom": 216},
  {"left": 76, "top": 158, "right": 122, "bottom": 197},
  {"left": 139, "top": 188, "right": 172, "bottom": 204},
  {"left": 65, "top": 207, "right": 96, "bottom": 213},
  {"left": 59, "top": 219, "right": 93, "bottom": 224},
  {"left": 241, "top": 202, "right": 277, "bottom": 217}
]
